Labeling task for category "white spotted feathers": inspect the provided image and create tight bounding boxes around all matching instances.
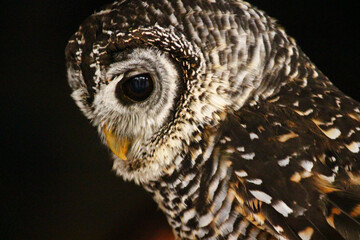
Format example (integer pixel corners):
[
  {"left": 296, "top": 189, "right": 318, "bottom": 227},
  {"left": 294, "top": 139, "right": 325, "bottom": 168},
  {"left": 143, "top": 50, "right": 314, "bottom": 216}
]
[{"left": 66, "top": 0, "right": 360, "bottom": 239}]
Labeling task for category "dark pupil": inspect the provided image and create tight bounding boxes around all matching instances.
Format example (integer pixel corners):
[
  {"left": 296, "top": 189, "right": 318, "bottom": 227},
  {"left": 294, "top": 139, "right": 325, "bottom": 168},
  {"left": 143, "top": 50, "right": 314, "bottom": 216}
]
[
  {"left": 129, "top": 75, "right": 150, "bottom": 93},
  {"left": 119, "top": 73, "right": 153, "bottom": 102}
]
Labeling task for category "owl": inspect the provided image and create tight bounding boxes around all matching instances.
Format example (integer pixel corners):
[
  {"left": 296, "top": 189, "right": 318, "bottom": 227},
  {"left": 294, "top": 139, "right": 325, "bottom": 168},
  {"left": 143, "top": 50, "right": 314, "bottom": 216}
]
[{"left": 65, "top": 0, "right": 360, "bottom": 239}]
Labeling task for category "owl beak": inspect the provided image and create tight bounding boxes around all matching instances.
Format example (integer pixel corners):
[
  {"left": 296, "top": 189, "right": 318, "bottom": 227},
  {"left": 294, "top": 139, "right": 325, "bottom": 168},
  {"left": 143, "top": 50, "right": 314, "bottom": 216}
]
[{"left": 103, "top": 125, "right": 131, "bottom": 161}]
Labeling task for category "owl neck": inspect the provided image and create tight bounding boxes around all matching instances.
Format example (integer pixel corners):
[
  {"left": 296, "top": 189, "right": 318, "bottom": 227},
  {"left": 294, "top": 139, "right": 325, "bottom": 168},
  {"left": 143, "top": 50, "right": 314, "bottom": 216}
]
[{"left": 142, "top": 125, "right": 247, "bottom": 239}]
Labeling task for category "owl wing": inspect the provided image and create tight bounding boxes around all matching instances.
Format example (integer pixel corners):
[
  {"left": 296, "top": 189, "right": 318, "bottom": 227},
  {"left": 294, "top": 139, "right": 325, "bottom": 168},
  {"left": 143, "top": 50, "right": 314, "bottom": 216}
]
[{"left": 220, "top": 79, "right": 360, "bottom": 239}]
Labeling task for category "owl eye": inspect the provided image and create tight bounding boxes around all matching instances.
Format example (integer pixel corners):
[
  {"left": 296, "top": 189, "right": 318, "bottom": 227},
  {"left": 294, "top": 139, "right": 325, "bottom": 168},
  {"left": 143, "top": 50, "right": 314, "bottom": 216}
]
[{"left": 116, "top": 73, "right": 154, "bottom": 103}]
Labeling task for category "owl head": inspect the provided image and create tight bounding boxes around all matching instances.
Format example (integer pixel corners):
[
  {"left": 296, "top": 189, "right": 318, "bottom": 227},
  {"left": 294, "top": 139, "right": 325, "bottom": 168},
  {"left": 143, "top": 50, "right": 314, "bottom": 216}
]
[{"left": 66, "top": 0, "right": 293, "bottom": 184}]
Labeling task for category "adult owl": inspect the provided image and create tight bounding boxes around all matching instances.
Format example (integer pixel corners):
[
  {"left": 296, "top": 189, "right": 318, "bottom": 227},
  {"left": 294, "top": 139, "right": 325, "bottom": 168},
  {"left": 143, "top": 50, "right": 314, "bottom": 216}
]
[{"left": 65, "top": 0, "right": 360, "bottom": 239}]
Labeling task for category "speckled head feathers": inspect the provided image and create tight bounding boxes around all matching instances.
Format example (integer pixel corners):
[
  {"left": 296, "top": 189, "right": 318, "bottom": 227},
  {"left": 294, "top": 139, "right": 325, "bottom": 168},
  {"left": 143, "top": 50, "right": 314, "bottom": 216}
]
[{"left": 65, "top": 0, "right": 300, "bottom": 184}]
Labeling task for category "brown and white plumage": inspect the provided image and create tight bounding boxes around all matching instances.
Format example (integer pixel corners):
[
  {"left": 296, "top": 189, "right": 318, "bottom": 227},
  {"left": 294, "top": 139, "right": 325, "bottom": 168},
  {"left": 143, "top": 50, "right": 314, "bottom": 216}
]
[{"left": 65, "top": 0, "right": 360, "bottom": 239}]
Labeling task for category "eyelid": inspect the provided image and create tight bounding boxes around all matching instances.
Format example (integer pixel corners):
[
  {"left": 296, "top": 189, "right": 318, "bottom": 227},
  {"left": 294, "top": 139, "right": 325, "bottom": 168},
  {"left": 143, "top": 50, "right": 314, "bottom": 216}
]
[
  {"left": 122, "top": 70, "right": 149, "bottom": 80},
  {"left": 108, "top": 69, "right": 148, "bottom": 83}
]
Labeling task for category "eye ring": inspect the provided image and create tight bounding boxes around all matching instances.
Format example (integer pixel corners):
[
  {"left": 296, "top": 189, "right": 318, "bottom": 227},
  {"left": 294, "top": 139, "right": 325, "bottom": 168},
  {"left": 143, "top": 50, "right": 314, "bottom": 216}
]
[{"left": 115, "top": 73, "right": 154, "bottom": 104}]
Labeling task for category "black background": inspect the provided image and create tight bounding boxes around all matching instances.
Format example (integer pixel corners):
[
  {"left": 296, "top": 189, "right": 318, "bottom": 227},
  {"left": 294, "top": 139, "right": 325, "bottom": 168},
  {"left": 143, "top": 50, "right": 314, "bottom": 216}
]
[{"left": 1, "top": 1, "right": 359, "bottom": 240}]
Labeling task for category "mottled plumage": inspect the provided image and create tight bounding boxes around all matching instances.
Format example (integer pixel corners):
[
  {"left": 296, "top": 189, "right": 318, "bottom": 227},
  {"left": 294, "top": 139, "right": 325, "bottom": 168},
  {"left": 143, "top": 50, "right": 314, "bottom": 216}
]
[{"left": 65, "top": 0, "right": 360, "bottom": 239}]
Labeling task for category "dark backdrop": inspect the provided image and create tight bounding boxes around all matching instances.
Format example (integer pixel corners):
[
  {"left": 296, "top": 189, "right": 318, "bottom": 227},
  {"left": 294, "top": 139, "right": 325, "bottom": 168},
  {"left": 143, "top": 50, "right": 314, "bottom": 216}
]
[{"left": 1, "top": 1, "right": 359, "bottom": 240}]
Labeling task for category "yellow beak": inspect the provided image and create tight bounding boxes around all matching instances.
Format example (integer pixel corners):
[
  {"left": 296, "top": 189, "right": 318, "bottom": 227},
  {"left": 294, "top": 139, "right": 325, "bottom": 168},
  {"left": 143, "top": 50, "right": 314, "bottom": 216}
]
[{"left": 103, "top": 125, "right": 131, "bottom": 161}]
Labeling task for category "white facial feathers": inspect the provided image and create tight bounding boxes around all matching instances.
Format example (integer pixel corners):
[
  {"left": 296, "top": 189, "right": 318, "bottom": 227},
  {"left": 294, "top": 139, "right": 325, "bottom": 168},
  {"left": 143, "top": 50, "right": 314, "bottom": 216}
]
[{"left": 92, "top": 48, "right": 179, "bottom": 159}]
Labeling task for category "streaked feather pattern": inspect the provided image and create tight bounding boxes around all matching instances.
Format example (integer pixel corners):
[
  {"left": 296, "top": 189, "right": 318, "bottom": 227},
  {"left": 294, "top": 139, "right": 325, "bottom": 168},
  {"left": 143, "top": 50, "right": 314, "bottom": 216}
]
[{"left": 66, "top": 0, "right": 360, "bottom": 239}]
